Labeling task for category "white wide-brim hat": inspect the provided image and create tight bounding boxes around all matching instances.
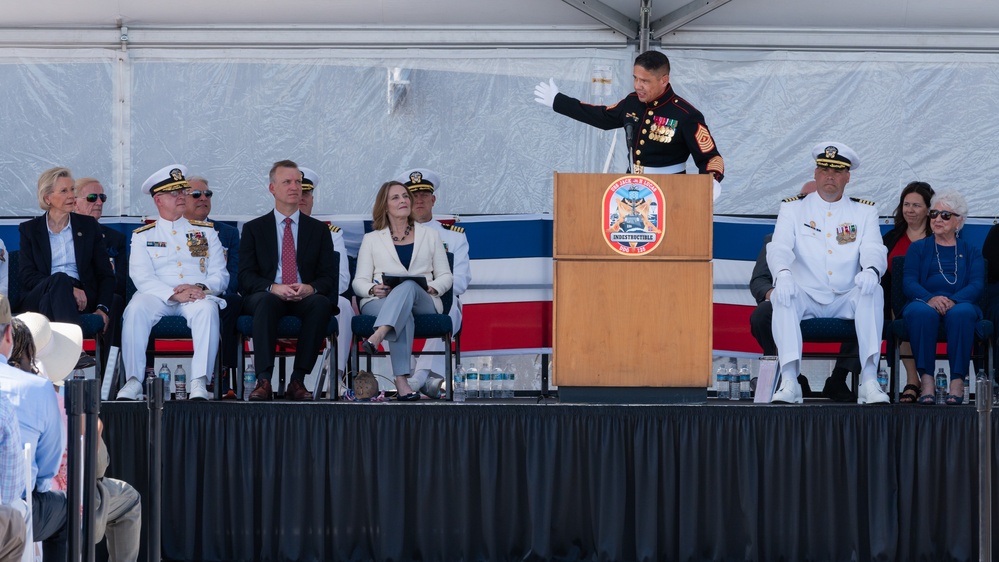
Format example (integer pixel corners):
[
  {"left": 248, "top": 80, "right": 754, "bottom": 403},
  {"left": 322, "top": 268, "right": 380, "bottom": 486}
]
[{"left": 15, "top": 312, "right": 84, "bottom": 384}]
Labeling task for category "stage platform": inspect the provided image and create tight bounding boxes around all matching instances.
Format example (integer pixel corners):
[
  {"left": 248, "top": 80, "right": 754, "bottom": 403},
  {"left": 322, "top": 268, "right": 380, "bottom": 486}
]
[{"left": 99, "top": 399, "right": 998, "bottom": 562}]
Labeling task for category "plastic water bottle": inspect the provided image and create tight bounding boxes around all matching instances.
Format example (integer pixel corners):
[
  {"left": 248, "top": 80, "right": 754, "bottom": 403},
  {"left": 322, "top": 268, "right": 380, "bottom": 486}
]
[
  {"left": 963, "top": 375, "right": 970, "bottom": 405},
  {"left": 480, "top": 368, "right": 492, "bottom": 399},
  {"left": 976, "top": 368, "right": 987, "bottom": 405},
  {"left": 507, "top": 364, "right": 517, "bottom": 399},
  {"left": 453, "top": 364, "right": 466, "bottom": 403},
  {"left": 158, "top": 363, "right": 172, "bottom": 400},
  {"left": 243, "top": 360, "right": 256, "bottom": 401},
  {"left": 935, "top": 367, "right": 947, "bottom": 405},
  {"left": 728, "top": 367, "right": 739, "bottom": 401},
  {"left": 466, "top": 367, "right": 479, "bottom": 399},
  {"left": 492, "top": 367, "right": 505, "bottom": 400},
  {"left": 739, "top": 365, "right": 751, "bottom": 400},
  {"left": 716, "top": 366, "right": 730, "bottom": 400},
  {"left": 174, "top": 364, "right": 187, "bottom": 400},
  {"left": 877, "top": 366, "right": 889, "bottom": 394}
]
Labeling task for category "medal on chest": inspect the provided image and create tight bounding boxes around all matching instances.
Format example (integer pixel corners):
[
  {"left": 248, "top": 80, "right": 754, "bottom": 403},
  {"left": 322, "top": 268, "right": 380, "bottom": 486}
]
[
  {"left": 187, "top": 231, "right": 209, "bottom": 257},
  {"left": 648, "top": 116, "right": 677, "bottom": 144},
  {"left": 835, "top": 223, "right": 857, "bottom": 245}
]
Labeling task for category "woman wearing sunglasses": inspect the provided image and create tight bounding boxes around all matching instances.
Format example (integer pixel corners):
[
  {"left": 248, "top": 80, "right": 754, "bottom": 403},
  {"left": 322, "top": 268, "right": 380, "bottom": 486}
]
[
  {"left": 901, "top": 190, "right": 984, "bottom": 404},
  {"left": 17, "top": 167, "right": 115, "bottom": 331}
]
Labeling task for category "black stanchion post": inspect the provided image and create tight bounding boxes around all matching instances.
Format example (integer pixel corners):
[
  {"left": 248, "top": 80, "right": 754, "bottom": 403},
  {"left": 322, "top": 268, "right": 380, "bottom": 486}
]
[
  {"left": 146, "top": 377, "right": 164, "bottom": 562},
  {"left": 82, "top": 378, "right": 101, "bottom": 562},
  {"left": 977, "top": 371, "right": 992, "bottom": 562},
  {"left": 65, "top": 379, "right": 85, "bottom": 562}
]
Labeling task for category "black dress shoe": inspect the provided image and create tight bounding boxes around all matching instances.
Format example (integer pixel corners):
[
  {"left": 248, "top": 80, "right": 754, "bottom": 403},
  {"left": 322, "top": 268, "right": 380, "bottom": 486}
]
[
  {"left": 822, "top": 377, "right": 855, "bottom": 402},
  {"left": 396, "top": 392, "right": 420, "bottom": 402},
  {"left": 74, "top": 353, "right": 96, "bottom": 370},
  {"left": 796, "top": 374, "right": 813, "bottom": 397}
]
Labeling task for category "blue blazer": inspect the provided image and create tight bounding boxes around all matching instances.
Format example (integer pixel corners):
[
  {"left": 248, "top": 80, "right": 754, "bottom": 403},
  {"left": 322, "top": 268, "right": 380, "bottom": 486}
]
[
  {"left": 902, "top": 236, "right": 984, "bottom": 305},
  {"left": 208, "top": 217, "right": 240, "bottom": 295}
]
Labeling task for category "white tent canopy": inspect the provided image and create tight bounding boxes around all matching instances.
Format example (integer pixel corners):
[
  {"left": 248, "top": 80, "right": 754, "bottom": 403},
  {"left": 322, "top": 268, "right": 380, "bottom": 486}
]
[{"left": 2, "top": 0, "right": 999, "bottom": 218}]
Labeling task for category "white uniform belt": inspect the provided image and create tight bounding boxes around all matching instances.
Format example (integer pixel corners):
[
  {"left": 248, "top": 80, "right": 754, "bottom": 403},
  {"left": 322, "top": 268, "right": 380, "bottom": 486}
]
[{"left": 635, "top": 163, "right": 686, "bottom": 174}]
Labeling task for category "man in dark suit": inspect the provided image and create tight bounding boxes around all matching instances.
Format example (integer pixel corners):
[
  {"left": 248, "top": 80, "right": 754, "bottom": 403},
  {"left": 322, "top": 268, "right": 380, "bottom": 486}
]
[
  {"left": 74, "top": 177, "right": 127, "bottom": 365},
  {"left": 239, "top": 160, "right": 336, "bottom": 401},
  {"left": 186, "top": 175, "right": 241, "bottom": 397},
  {"left": 19, "top": 168, "right": 115, "bottom": 328}
]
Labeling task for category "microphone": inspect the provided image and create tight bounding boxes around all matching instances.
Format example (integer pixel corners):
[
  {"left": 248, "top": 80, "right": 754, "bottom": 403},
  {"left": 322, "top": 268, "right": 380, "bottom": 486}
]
[{"left": 623, "top": 116, "right": 638, "bottom": 172}]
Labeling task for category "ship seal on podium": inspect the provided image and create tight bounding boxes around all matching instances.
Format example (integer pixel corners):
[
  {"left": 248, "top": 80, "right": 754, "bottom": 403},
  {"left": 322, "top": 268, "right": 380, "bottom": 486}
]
[{"left": 602, "top": 175, "right": 665, "bottom": 255}]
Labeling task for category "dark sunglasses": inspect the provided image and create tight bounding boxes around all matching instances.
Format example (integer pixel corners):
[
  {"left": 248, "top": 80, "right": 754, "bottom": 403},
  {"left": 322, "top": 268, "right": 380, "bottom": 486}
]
[
  {"left": 190, "top": 190, "right": 213, "bottom": 199},
  {"left": 84, "top": 193, "right": 107, "bottom": 203},
  {"left": 928, "top": 210, "right": 960, "bottom": 220}
]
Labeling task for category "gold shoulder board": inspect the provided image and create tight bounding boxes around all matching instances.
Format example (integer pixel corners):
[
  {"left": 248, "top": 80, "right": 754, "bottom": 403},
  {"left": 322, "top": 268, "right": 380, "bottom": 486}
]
[
  {"left": 447, "top": 224, "right": 465, "bottom": 233},
  {"left": 133, "top": 222, "right": 156, "bottom": 233},
  {"left": 781, "top": 194, "right": 804, "bottom": 203},
  {"left": 849, "top": 197, "right": 875, "bottom": 206},
  {"left": 189, "top": 220, "right": 214, "bottom": 227},
  {"left": 328, "top": 224, "right": 341, "bottom": 233}
]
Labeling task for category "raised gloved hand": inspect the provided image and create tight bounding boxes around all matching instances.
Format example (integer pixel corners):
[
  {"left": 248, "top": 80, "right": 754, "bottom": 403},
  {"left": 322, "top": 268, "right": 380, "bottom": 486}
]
[
  {"left": 533, "top": 78, "right": 559, "bottom": 108},
  {"left": 772, "top": 270, "right": 796, "bottom": 307},
  {"left": 854, "top": 268, "right": 879, "bottom": 295}
]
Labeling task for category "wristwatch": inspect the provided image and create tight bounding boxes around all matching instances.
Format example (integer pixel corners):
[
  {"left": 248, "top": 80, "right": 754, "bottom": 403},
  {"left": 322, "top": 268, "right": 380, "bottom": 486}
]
[{"left": 196, "top": 283, "right": 208, "bottom": 291}]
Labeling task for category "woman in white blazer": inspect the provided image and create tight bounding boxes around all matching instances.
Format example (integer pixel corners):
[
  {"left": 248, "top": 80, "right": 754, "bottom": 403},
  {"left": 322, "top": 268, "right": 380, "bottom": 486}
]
[{"left": 352, "top": 181, "right": 453, "bottom": 400}]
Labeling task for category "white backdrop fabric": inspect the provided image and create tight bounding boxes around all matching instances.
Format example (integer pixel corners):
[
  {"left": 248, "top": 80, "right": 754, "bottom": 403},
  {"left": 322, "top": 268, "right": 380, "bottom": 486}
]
[{"left": 2, "top": 46, "right": 999, "bottom": 219}]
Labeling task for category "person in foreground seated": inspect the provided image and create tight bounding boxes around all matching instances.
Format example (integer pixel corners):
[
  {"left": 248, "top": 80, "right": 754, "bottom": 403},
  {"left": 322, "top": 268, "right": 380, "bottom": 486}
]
[
  {"left": 185, "top": 175, "right": 241, "bottom": 397},
  {"left": 902, "top": 190, "right": 983, "bottom": 405},
  {"left": 117, "top": 165, "right": 229, "bottom": 401},
  {"left": 0, "top": 393, "right": 27, "bottom": 562},
  {"left": 396, "top": 168, "right": 471, "bottom": 398},
  {"left": 13, "top": 311, "right": 142, "bottom": 561},
  {"left": 18, "top": 167, "right": 115, "bottom": 331},
  {"left": 881, "top": 181, "right": 934, "bottom": 403},
  {"left": 767, "top": 142, "right": 888, "bottom": 404},
  {"left": 750, "top": 228, "right": 861, "bottom": 402},
  {"left": 296, "top": 167, "right": 354, "bottom": 396},
  {"left": 353, "top": 181, "right": 453, "bottom": 401},
  {"left": 0, "top": 295, "right": 67, "bottom": 561},
  {"left": 240, "top": 160, "right": 336, "bottom": 401}
]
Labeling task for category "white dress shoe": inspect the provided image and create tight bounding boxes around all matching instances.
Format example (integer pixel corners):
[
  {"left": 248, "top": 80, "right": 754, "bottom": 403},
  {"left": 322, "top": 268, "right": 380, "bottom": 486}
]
[
  {"left": 857, "top": 380, "right": 890, "bottom": 404},
  {"left": 189, "top": 377, "right": 209, "bottom": 401},
  {"left": 116, "top": 378, "right": 143, "bottom": 401},
  {"left": 771, "top": 373, "right": 803, "bottom": 404}
]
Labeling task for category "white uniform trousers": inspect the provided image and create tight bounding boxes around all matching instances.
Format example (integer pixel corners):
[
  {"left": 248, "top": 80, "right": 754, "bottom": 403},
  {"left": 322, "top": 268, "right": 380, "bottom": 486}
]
[
  {"left": 122, "top": 293, "right": 220, "bottom": 382},
  {"left": 771, "top": 286, "right": 883, "bottom": 380},
  {"left": 410, "top": 300, "right": 462, "bottom": 388}
]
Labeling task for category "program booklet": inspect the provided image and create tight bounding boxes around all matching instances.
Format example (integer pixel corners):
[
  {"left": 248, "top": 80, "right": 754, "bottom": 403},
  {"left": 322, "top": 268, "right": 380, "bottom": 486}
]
[
  {"left": 382, "top": 274, "right": 429, "bottom": 290},
  {"left": 753, "top": 355, "right": 780, "bottom": 403}
]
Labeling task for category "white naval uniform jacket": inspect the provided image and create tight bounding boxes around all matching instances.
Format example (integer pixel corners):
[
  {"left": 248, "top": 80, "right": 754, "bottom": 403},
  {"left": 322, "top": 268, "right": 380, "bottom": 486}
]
[
  {"left": 425, "top": 220, "right": 471, "bottom": 297},
  {"left": 129, "top": 217, "right": 229, "bottom": 303},
  {"left": 328, "top": 225, "right": 350, "bottom": 294},
  {"left": 766, "top": 192, "right": 886, "bottom": 305}
]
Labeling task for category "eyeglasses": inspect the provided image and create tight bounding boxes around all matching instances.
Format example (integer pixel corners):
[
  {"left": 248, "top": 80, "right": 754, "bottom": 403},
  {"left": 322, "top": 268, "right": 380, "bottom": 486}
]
[
  {"left": 189, "top": 190, "right": 213, "bottom": 199},
  {"left": 928, "top": 210, "right": 960, "bottom": 220},
  {"left": 84, "top": 193, "right": 107, "bottom": 203},
  {"left": 157, "top": 189, "right": 189, "bottom": 198}
]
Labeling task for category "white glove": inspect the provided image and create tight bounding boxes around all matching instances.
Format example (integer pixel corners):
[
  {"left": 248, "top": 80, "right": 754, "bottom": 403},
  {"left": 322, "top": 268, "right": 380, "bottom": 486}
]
[
  {"left": 712, "top": 178, "right": 721, "bottom": 202},
  {"left": 772, "top": 270, "right": 796, "bottom": 307},
  {"left": 854, "top": 268, "right": 879, "bottom": 295},
  {"left": 533, "top": 78, "right": 559, "bottom": 108}
]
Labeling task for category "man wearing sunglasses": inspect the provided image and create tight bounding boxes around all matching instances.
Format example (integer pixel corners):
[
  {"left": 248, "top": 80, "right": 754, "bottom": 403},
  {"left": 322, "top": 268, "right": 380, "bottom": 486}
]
[
  {"left": 766, "top": 142, "right": 889, "bottom": 405},
  {"left": 184, "top": 176, "right": 241, "bottom": 398},
  {"left": 75, "top": 178, "right": 128, "bottom": 365}
]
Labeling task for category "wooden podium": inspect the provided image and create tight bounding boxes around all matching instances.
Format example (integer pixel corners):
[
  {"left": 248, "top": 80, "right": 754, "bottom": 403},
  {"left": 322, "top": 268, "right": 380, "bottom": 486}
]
[{"left": 553, "top": 173, "right": 713, "bottom": 403}]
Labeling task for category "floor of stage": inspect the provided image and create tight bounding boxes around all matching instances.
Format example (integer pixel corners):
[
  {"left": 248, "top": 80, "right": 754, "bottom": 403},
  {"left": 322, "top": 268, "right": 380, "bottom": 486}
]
[{"left": 98, "top": 398, "right": 998, "bottom": 562}]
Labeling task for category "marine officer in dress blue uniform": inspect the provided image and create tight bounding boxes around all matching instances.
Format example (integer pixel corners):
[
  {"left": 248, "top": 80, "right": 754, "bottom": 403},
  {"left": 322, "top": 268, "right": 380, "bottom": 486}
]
[
  {"left": 767, "top": 142, "right": 888, "bottom": 405},
  {"left": 396, "top": 168, "right": 471, "bottom": 397},
  {"left": 534, "top": 50, "right": 725, "bottom": 200},
  {"left": 297, "top": 167, "right": 354, "bottom": 395},
  {"left": 116, "top": 165, "right": 229, "bottom": 401}
]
